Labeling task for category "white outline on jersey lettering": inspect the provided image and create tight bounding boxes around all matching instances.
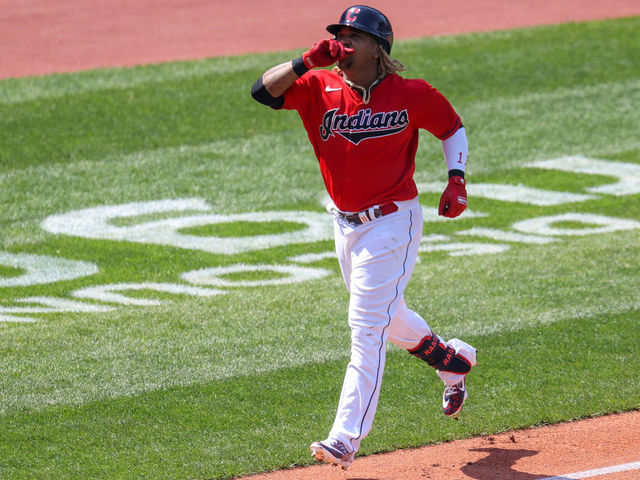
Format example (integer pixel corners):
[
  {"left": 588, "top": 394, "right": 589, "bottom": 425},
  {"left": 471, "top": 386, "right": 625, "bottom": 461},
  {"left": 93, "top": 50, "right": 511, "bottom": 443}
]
[{"left": 319, "top": 107, "right": 410, "bottom": 145}]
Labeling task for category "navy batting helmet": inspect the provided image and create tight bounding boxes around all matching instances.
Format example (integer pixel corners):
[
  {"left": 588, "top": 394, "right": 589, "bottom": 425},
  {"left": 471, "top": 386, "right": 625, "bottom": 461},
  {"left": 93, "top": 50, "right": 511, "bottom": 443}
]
[{"left": 326, "top": 5, "right": 394, "bottom": 54}]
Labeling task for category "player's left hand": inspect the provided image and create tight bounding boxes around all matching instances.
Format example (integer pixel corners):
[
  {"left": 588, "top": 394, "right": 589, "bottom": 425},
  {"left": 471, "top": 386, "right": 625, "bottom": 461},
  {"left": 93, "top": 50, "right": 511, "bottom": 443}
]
[{"left": 438, "top": 176, "right": 467, "bottom": 218}]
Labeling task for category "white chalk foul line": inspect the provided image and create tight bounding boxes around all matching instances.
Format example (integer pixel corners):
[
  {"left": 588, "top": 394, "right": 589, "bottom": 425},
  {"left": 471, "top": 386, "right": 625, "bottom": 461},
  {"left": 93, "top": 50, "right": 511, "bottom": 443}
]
[{"left": 541, "top": 461, "right": 640, "bottom": 479}]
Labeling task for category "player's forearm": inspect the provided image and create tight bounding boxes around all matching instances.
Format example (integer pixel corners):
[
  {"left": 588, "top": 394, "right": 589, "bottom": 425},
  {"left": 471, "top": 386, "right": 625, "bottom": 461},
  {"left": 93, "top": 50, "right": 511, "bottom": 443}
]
[
  {"left": 442, "top": 126, "right": 468, "bottom": 177},
  {"left": 251, "top": 58, "right": 308, "bottom": 108},
  {"left": 261, "top": 60, "right": 301, "bottom": 98}
]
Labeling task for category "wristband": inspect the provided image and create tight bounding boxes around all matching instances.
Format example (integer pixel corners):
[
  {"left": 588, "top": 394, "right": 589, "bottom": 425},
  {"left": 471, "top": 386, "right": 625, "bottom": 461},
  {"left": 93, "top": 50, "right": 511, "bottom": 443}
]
[{"left": 292, "top": 56, "right": 310, "bottom": 77}]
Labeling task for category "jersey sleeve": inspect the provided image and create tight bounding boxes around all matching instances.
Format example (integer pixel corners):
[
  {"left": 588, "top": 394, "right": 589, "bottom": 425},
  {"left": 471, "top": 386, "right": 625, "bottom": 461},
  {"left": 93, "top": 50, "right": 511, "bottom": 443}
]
[{"left": 411, "top": 79, "right": 462, "bottom": 140}]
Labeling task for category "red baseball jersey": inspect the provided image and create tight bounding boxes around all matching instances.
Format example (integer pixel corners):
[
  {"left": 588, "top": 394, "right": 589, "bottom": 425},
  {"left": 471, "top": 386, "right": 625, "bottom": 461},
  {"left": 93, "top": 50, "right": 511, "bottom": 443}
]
[{"left": 282, "top": 69, "right": 461, "bottom": 212}]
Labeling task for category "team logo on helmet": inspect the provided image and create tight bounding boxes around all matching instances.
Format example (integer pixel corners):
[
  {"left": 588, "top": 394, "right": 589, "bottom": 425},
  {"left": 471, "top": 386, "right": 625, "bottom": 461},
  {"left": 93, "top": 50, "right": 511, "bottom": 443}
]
[
  {"left": 345, "top": 7, "right": 360, "bottom": 22},
  {"left": 320, "top": 107, "right": 409, "bottom": 145}
]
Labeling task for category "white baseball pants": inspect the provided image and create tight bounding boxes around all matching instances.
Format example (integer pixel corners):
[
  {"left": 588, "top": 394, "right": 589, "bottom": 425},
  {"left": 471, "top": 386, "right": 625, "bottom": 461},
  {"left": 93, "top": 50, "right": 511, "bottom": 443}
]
[{"left": 328, "top": 197, "right": 434, "bottom": 453}]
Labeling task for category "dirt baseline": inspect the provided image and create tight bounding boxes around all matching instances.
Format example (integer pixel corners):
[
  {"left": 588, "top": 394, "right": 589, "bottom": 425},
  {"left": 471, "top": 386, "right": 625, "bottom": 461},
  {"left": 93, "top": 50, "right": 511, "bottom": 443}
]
[{"left": 240, "top": 411, "right": 640, "bottom": 480}]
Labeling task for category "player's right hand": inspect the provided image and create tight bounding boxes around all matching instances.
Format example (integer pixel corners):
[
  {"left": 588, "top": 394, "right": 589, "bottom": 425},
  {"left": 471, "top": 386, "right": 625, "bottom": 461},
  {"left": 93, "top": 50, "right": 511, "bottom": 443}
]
[{"left": 302, "top": 39, "right": 354, "bottom": 69}]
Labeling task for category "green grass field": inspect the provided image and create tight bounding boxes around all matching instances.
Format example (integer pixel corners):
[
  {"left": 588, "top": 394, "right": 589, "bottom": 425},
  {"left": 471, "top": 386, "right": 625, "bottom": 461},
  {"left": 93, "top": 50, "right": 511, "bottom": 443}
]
[{"left": 1, "top": 17, "right": 639, "bottom": 480}]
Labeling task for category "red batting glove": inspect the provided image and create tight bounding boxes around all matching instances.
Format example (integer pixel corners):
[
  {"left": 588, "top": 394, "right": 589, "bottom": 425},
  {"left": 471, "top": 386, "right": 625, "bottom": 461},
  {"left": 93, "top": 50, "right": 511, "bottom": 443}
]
[
  {"left": 302, "top": 39, "right": 354, "bottom": 69},
  {"left": 438, "top": 176, "right": 468, "bottom": 218}
]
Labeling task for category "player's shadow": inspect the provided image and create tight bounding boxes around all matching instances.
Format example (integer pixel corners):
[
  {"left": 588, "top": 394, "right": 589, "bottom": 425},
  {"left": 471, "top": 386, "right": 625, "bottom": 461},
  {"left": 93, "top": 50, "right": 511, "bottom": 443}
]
[{"left": 461, "top": 447, "right": 549, "bottom": 479}]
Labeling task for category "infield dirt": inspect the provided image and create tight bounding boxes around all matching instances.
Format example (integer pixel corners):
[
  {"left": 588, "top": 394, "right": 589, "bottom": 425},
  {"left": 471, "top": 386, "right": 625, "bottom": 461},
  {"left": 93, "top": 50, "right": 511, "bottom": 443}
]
[{"left": 2, "top": 0, "right": 640, "bottom": 78}]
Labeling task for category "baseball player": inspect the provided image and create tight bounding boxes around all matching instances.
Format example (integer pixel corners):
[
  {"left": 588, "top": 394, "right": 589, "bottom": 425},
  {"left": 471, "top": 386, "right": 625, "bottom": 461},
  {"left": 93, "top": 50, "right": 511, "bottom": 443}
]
[{"left": 251, "top": 5, "right": 477, "bottom": 470}]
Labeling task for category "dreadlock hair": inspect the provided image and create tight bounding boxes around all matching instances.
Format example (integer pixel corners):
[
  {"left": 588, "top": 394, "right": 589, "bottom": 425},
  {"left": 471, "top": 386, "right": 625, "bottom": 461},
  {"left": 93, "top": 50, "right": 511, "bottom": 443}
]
[{"left": 377, "top": 45, "right": 406, "bottom": 76}]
